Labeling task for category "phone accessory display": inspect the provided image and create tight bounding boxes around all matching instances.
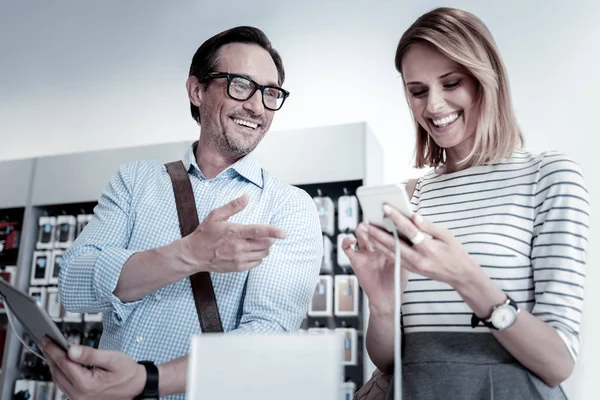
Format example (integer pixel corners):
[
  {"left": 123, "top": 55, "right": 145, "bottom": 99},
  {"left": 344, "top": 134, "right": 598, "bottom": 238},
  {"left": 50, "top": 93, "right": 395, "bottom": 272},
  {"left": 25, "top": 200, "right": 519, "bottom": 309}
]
[
  {"left": 336, "top": 233, "right": 354, "bottom": 268},
  {"left": 62, "top": 310, "right": 83, "bottom": 323},
  {"left": 321, "top": 235, "right": 333, "bottom": 274},
  {"left": 36, "top": 217, "right": 56, "bottom": 250},
  {"left": 313, "top": 192, "right": 335, "bottom": 236},
  {"left": 83, "top": 312, "right": 103, "bottom": 322},
  {"left": 28, "top": 287, "right": 48, "bottom": 310},
  {"left": 65, "top": 329, "right": 82, "bottom": 346},
  {"left": 46, "top": 287, "right": 63, "bottom": 321},
  {"left": 34, "top": 381, "right": 55, "bottom": 400},
  {"left": 54, "top": 215, "right": 76, "bottom": 249},
  {"left": 0, "top": 219, "right": 21, "bottom": 267},
  {"left": 297, "top": 328, "right": 309, "bottom": 336},
  {"left": 337, "top": 192, "right": 359, "bottom": 232},
  {"left": 14, "top": 379, "right": 36, "bottom": 399},
  {"left": 30, "top": 251, "right": 52, "bottom": 286},
  {"left": 48, "top": 250, "right": 63, "bottom": 285},
  {"left": 307, "top": 327, "right": 331, "bottom": 335},
  {"left": 76, "top": 214, "right": 93, "bottom": 239},
  {"left": 308, "top": 275, "right": 333, "bottom": 317},
  {"left": 300, "top": 180, "right": 365, "bottom": 389},
  {"left": 54, "top": 387, "right": 68, "bottom": 400},
  {"left": 82, "top": 328, "right": 102, "bottom": 349},
  {"left": 334, "top": 275, "right": 359, "bottom": 317},
  {"left": 0, "top": 265, "right": 17, "bottom": 285},
  {"left": 19, "top": 338, "right": 42, "bottom": 371},
  {"left": 0, "top": 266, "right": 17, "bottom": 310},
  {"left": 336, "top": 328, "right": 358, "bottom": 366},
  {"left": 3, "top": 199, "right": 102, "bottom": 392},
  {"left": 341, "top": 381, "right": 357, "bottom": 400}
]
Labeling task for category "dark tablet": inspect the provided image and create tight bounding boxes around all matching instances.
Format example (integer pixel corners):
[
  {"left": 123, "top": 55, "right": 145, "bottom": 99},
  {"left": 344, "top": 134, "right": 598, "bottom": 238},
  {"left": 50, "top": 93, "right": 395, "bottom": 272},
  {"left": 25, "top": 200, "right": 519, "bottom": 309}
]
[{"left": 0, "top": 279, "right": 69, "bottom": 351}]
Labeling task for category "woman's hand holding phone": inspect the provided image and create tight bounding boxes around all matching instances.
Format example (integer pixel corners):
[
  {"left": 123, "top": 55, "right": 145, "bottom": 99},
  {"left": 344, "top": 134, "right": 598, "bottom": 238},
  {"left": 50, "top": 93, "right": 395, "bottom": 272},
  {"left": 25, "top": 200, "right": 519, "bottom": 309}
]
[
  {"left": 341, "top": 222, "right": 406, "bottom": 315},
  {"left": 367, "top": 204, "right": 480, "bottom": 290}
]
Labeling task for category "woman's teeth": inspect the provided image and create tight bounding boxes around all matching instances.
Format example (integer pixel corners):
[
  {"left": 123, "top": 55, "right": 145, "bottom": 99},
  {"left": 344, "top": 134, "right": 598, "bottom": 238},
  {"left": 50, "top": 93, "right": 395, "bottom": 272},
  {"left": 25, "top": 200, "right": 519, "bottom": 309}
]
[{"left": 432, "top": 112, "right": 459, "bottom": 127}]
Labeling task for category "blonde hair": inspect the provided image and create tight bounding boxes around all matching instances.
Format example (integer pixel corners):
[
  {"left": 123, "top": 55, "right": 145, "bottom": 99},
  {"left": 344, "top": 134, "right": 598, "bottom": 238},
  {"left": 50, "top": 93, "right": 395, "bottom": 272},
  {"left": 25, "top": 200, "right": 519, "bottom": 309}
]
[{"left": 395, "top": 7, "right": 524, "bottom": 169}]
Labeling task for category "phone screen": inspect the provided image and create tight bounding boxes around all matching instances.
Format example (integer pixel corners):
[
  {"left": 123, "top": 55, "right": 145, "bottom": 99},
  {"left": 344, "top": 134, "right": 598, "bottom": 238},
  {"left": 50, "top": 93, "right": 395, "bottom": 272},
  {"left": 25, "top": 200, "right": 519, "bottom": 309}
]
[
  {"left": 34, "top": 256, "right": 47, "bottom": 279},
  {"left": 39, "top": 223, "right": 53, "bottom": 243},
  {"left": 356, "top": 184, "right": 413, "bottom": 233},
  {"left": 58, "top": 223, "right": 71, "bottom": 242},
  {"left": 53, "top": 255, "right": 62, "bottom": 278}
]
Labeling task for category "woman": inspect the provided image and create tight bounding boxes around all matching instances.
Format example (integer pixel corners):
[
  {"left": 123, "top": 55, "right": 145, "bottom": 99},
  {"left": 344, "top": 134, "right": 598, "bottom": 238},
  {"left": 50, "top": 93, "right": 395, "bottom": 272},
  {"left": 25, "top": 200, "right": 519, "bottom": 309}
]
[{"left": 344, "top": 7, "right": 589, "bottom": 399}]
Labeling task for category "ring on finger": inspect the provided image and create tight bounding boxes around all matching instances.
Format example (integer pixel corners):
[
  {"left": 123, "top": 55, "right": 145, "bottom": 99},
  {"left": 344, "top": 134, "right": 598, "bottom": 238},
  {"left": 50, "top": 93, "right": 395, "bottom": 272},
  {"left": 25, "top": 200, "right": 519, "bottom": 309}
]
[{"left": 409, "top": 231, "right": 427, "bottom": 245}]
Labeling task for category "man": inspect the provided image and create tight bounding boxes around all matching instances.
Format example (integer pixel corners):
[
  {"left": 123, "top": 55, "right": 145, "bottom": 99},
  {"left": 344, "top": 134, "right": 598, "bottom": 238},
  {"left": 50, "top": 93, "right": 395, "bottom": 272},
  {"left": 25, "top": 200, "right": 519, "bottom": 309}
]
[{"left": 41, "top": 26, "right": 323, "bottom": 399}]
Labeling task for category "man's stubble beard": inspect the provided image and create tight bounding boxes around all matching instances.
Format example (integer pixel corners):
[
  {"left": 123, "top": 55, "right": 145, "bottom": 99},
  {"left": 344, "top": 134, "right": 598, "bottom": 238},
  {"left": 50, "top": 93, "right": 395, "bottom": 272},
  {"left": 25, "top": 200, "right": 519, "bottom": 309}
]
[
  {"left": 204, "top": 115, "right": 267, "bottom": 155},
  {"left": 206, "top": 124, "right": 264, "bottom": 155}
]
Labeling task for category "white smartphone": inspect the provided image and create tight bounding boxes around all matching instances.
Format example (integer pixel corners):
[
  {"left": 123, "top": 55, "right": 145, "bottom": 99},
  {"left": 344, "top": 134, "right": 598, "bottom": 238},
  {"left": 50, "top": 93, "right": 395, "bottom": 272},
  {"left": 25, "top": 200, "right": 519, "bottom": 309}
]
[
  {"left": 355, "top": 182, "right": 425, "bottom": 246},
  {"left": 356, "top": 183, "right": 413, "bottom": 229}
]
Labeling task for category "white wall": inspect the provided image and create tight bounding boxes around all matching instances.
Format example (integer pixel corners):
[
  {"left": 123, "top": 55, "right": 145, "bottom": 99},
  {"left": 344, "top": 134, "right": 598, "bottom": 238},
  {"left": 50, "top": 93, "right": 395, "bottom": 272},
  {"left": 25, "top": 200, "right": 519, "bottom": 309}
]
[{"left": 1, "top": 0, "right": 598, "bottom": 398}]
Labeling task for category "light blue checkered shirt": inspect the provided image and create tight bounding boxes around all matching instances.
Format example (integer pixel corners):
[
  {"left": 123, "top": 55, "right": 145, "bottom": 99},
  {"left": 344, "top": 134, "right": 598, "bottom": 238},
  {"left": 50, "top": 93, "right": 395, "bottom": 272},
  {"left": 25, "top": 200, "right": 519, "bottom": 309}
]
[{"left": 58, "top": 142, "right": 323, "bottom": 399}]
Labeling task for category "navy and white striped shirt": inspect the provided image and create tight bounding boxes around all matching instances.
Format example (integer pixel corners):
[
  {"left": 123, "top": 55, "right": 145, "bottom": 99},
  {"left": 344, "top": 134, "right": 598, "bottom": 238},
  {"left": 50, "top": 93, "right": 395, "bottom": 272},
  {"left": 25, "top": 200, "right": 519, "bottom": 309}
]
[
  {"left": 58, "top": 142, "right": 323, "bottom": 399},
  {"left": 404, "top": 150, "right": 589, "bottom": 360}
]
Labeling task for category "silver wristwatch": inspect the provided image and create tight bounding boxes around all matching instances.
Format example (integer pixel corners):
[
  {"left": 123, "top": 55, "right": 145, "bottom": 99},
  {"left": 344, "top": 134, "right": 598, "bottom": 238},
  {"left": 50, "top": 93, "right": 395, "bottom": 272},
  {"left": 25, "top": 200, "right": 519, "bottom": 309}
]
[{"left": 471, "top": 295, "right": 520, "bottom": 331}]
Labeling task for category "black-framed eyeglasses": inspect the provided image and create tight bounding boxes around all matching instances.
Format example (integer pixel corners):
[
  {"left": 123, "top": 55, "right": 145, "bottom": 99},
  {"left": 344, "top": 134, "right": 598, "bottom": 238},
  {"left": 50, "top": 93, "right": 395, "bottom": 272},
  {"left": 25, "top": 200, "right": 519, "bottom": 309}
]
[{"left": 201, "top": 72, "right": 290, "bottom": 111}]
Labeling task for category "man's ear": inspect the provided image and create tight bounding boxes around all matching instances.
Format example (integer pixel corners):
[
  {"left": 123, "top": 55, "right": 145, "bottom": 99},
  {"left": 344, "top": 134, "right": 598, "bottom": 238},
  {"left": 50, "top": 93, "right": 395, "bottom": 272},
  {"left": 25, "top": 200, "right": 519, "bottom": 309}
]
[{"left": 186, "top": 76, "right": 203, "bottom": 107}]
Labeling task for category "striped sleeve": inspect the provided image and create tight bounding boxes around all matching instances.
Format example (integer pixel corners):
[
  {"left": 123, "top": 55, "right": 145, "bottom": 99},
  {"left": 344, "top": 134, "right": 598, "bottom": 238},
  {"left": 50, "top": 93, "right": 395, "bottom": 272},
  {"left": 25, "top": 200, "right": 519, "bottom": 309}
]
[{"left": 530, "top": 152, "right": 590, "bottom": 360}]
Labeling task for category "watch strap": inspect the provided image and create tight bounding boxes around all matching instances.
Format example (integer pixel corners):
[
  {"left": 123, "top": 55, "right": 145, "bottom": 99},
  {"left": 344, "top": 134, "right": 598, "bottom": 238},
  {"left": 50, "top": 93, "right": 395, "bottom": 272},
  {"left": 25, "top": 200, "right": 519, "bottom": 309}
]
[
  {"left": 134, "top": 361, "right": 159, "bottom": 400},
  {"left": 470, "top": 312, "right": 495, "bottom": 329},
  {"left": 470, "top": 295, "right": 518, "bottom": 329}
]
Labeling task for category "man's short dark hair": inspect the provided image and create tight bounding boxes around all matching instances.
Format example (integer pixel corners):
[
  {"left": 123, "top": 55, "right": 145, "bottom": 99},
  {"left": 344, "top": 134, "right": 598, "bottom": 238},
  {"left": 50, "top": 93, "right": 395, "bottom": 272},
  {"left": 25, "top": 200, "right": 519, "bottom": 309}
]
[{"left": 189, "top": 26, "right": 285, "bottom": 124}]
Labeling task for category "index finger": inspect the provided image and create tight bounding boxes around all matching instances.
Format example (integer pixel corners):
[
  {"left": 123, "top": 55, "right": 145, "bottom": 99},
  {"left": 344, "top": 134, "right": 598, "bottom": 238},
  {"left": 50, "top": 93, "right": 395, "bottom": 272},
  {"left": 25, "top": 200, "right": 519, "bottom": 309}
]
[
  {"left": 354, "top": 223, "right": 375, "bottom": 252},
  {"left": 238, "top": 224, "right": 286, "bottom": 240},
  {"left": 382, "top": 203, "right": 418, "bottom": 239},
  {"left": 206, "top": 195, "right": 249, "bottom": 221}
]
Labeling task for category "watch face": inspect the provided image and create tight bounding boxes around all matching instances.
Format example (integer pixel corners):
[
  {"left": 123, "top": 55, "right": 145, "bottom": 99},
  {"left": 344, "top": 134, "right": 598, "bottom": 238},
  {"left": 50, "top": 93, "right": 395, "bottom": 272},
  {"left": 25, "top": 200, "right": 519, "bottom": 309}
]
[{"left": 491, "top": 305, "right": 517, "bottom": 330}]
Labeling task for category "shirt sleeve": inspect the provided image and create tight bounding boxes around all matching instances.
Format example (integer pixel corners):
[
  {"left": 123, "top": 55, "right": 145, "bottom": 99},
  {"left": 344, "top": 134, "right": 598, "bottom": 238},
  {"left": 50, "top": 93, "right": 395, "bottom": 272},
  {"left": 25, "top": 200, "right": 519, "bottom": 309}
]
[
  {"left": 530, "top": 151, "right": 590, "bottom": 361},
  {"left": 58, "top": 161, "right": 142, "bottom": 326},
  {"left": 229, "top": 188, "right": 323, "bottom": 335}
]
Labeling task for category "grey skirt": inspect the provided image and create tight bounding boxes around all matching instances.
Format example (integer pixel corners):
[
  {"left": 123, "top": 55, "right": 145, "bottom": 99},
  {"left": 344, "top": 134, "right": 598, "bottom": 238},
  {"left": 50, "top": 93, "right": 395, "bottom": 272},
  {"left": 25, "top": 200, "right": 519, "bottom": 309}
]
[{"left": 388, "top": 332, "right": 568, "bottom": 400}]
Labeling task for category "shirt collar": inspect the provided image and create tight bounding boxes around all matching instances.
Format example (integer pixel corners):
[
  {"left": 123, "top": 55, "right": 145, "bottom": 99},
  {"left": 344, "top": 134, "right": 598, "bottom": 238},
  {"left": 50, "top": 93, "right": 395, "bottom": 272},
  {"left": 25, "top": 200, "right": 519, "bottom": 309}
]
[{"left": 183, "top": 141, "right": 264, "bottom": 188}]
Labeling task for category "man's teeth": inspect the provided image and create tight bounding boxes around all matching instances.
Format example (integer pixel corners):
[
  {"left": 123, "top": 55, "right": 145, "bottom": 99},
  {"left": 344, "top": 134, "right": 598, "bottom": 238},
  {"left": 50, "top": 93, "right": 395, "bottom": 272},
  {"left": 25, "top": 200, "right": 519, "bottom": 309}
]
[
  {"left": 432, "top": 113, "right": 459, "bottom": 127},
  {"left": 233, "top": 118, "right": 258, "bottom": 129}
]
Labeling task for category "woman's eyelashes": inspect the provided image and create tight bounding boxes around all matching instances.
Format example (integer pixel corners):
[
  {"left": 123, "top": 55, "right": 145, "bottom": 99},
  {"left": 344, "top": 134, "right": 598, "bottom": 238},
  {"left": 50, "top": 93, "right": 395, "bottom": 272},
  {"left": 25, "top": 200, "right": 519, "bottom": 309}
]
[
  {"left": 443, "top": 80, "right": 461, "bottom": 89},
  {"left": 408, "top": 80, "right": 462, "bottom": 98},
  {"left": 410, "top": 88, "right": 427, "bottom": 97}
]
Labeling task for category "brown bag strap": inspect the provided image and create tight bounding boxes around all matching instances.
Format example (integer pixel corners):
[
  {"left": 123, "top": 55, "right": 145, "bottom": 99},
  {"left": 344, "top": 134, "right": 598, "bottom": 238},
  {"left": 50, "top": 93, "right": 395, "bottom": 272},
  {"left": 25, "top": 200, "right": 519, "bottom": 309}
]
[{"left": 165, "top": 161, "right": 224, "bottom": 333}]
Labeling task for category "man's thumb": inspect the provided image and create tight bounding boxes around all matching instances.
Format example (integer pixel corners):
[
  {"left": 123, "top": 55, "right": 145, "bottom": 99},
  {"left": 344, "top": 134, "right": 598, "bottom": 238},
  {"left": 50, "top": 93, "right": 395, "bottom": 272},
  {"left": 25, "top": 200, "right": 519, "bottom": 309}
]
[{"left": 68, "top": 345, "right": 117, "bottom": 370}]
